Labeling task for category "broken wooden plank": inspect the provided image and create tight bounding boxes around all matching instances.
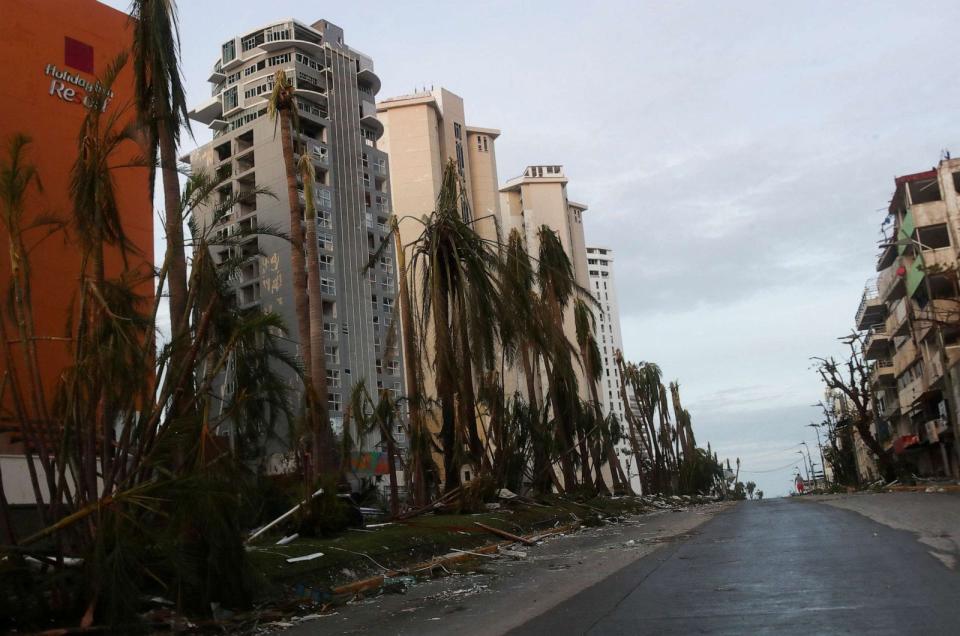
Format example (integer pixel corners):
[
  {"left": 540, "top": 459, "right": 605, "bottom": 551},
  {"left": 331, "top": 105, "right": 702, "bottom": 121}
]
[{"left": 474, "top": 521, "right": 535, "bottom": 546}]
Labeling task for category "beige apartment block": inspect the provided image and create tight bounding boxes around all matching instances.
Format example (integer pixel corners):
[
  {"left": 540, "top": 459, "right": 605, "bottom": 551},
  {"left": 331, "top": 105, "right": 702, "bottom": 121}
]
[
  {"left": 500, "top": 165, "right": 592, "bottom": 403},
  {"left": 377, "top": 88, "right": 503, "bottom": 244},
  {"left": 856, "top": 159, "right": 960, "bottom": 479},
  {"left": 377, "top": 88, "right": 504, "bottom": 482}
]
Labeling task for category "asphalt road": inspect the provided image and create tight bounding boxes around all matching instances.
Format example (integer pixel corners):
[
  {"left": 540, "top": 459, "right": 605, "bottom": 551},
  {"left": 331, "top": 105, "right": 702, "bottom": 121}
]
[{"left": 511, "top": 497, "right": 960, "bottom": 635}]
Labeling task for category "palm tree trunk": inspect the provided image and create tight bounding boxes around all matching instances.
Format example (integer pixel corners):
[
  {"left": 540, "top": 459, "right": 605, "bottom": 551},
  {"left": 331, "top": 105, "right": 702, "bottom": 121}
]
[
  {"left": 158, "top": 118, "right": 187, "bottom": 337},
  {"left": 303, "top": 187, "right": 333, "bottom": 476},
  {"left": 278, "top": 110, "right": 314, "bottom": 472},
  {"left": 521, "top": 343, "right": 551, "bottom": 493},
  {"left": 393, "top": 228, "right": 427, "bottom": 506},
  {"left": 544, "top": 358, "right": 578, "bottom": 491},
  {"left": 433, "top": 271, "right": 460, "bottom": 492}
]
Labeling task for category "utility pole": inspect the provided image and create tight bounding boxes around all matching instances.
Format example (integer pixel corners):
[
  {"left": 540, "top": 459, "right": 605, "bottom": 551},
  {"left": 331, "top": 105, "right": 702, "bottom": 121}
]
[
  {"left": 797, "top": 451, "right": 810, "bottom": 484},
  {"left": 808, "top": 423, "right": 829, "bottom": 484},
  {"left": 801, "top": 441, "right": 817, "bottom": 487}
]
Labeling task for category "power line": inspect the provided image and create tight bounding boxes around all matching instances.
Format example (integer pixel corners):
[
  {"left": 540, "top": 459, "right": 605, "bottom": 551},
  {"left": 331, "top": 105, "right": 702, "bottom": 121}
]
[{"left": 739, "top": 459, "right": 804, "bottom": 474}]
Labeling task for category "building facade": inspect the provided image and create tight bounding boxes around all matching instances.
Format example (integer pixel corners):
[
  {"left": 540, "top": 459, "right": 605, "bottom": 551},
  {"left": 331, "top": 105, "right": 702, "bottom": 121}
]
[
  {"left": 377, "top": 88, "right": 502, "bottom": 245},
  {"left": 0, "top": 0, "right": 153, "bottom": 499},
  {"left": 500, "top": 167, "right": 592, "bottom": 403},
  {"left": 186, "top": 19, "right": 404, "bottom": 472},
  {"left": 586, "top": 247, "right": 627, "bottom": 422},
  {"left": 856, "top": 160, "right": 960, "bottom": 479}
]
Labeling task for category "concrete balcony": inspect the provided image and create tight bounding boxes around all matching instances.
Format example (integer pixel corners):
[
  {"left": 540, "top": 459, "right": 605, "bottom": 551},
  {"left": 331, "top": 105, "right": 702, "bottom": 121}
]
[
  {"left": 911, "top": 200, "right": 948, "bottom": 227},
  {"left": 893, "top": 338, "right": 919, "bottom": 378},
  {"left": 856, "top": 281, "right": 885, "bottom": 330},
  {"left": 876, "top": 263, "right": 897, "bottom": 299},
  {"left": 357, "top": 67, "right": 381, "bottom": 95},
  {"left": 188, "top": 95, "right": 224, "bottom": 125},
  {"left": 914, "top": 298, "right": 958, "bottom": 343},
  {"left": 863, "top": 327, "right": 891, "bottom": 360},
  {"left": 880, "top": 395, "right": 900, "bottom": 420},
  {"left": 898, "top": 373, "right": 925, "bottom": 412},
  {"left": 870, "top": 359, "right": 895, "bottom": 387},
  {"left": 885, "top": 297, "right": 910, "bottom": 338}
]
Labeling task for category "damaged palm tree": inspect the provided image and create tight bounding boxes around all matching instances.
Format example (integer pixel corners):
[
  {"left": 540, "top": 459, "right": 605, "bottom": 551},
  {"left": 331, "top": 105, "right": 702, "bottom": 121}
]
[
  {"left": 405, "top": 161, "right": 502, "bottom": 492},
  {"left": 0, "top": 77, "right": 296, "bottom": 625}
]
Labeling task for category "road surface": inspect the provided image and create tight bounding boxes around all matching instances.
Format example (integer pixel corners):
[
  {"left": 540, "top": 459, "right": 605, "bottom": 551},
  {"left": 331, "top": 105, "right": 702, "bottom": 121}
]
[
  {"left": 282, "top": 494, "right": 960, "bottom": 635},
  {"left": 513, "top": 495, "right": 960, "bottom": 635}
]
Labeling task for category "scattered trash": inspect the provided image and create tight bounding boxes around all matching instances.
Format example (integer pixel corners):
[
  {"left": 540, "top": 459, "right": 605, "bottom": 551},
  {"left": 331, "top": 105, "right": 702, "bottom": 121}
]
[
  {"left": 382, "top": 575, "right": 416, "bottom": 593},
  {"left": 485, "top": 502, "right": 502, "bottom": 510},
  {"left": 276, "top": 533, "right": 299, "bottom": 546},
  {"left": 499, "top": 548, "right": 528, "bottom": 559},
  {"left": 498, "top": 488, "right": 518, "bottom": 500},
  {"left": 624, "top": 539, "right": 636, "bottom": 547},
  {"left": 286, "top": 552, "right": 324, "bottom": 563}
]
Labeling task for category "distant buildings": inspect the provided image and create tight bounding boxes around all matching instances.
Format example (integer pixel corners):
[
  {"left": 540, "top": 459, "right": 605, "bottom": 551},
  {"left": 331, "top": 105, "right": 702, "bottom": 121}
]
[
  {"left": 586, "top": 247, "right": 627, "bottom": 423},
  {"left": 855, "top": 160, "right": 960, "bottom": 480},
  {"left": 180, "top": 23, "right": 638, "bottom": 489},
  {"left": 185, "top": 18, "right": 404, "bottom": 475},
  {"left": 500, "top": 166, "right": 592, "bottom": 403}
]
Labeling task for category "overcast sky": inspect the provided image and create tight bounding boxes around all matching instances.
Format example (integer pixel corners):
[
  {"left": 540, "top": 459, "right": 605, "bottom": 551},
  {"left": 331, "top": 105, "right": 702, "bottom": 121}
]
[{"left": 105, "top": 0, "right": 960, "bottom": 495}]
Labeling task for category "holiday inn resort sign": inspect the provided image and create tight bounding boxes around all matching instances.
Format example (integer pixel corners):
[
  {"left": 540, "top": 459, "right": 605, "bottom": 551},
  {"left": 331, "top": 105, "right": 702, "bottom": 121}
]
[{"left": 44, "top": 37, "right": 115, "bottom": 111}]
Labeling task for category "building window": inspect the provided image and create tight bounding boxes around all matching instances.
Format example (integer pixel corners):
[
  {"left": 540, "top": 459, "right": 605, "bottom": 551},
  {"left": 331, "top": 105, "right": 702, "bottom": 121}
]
[
  {"left": 222, "top": 40, "right": 236, "bottom": 64},
  {"left": 323, "top": 322, "right": 338, "bottom": 341},
  {"left": 329, "top": 392, "right": 341, "bottom": 412},
  {"left": 454, "top": 122, "right": 462, "bottom": 139},
  {"left": 382, "top": 297, "right": 394, "bottom": 314},
  {"left": 318, "top": 231, "right": 333, "bottom": 251},
  {"left": 321, "top": 277, "right": 335, "bottom": 295},
  {"left": 327, "top": 369, "right": 341, "bottom": 388},
  {"left": 319, "top": 254, "right": 334, "bottom": 272},
  {"left": 387, "top": 359, "right": 400, "bottom": 376},
  {"left": 376, "top": 358, "right": 383, "bottom": 374},
  {"left": 325, "top": 344, "right": 339, "bottom": 365},
  {"left": 222, "top": 86, "right": 238, "bottom": 111},
  {"left": 244, "top": 60, "right": 267, "bottom": 76},
  {"left": 267, "top": 53, "right": 292, "bottom": 67},
  {"left": 317, "top": 188, "right": 332, "bottom": 209}
]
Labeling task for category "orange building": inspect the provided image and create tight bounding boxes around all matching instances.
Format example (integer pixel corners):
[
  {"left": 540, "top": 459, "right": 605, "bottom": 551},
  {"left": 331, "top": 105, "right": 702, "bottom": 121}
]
[{"left": 0, "top": 0, "right": 153, "bottom": 457}]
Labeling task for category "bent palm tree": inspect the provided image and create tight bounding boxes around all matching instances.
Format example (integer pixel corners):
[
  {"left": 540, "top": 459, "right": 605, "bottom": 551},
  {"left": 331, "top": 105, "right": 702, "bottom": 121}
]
[
  {"left": 130, "top": 0, "right": 191, "bottom": 339},
  {"left": 408, "top": 161, "right": 501, "bottom": 491},
  {"left": 268, "top": 70, "right": 323, "bottom": 477},
  {"left": 297, "top": 155, "right": 335, "bottom": 474}
]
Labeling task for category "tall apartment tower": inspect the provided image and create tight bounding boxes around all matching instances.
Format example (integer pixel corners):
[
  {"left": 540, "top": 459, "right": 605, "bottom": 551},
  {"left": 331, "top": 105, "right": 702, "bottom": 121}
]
[
  {"left": 377, "top": 88, "right": 503, "bottom": 244},
  {"left": 855, "top": 160, "right": 960, "bottom": 480},
  {"left": 585, "top": 247, "right": 626, "bottom": 421},
  {"left": 186, "top": 19, "right": 403, "bottom": 467},
  {"left": 377, "top": 87, "right": 503, "bottom": 410},
  {"left": 500, "top": 166, "right": 592, "bottom": 401}
]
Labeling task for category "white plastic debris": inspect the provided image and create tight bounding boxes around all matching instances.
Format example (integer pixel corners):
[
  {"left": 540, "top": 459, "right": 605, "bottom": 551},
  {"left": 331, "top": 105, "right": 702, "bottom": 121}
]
[
  {"left": 286, "top": 552, "right": 324, "bottom": 563},
  {"left": 276, "top": 533, "right": 299, "bottom": 545}
]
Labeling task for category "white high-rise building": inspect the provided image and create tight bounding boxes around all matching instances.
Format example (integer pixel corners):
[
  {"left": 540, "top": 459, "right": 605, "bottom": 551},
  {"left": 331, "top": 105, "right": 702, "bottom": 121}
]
[
  {"left": 586, "top": 246, "right": 626, "bottom": 421},
  {"left": 586, "top": 247, "right": 641, "bottom": 492}
]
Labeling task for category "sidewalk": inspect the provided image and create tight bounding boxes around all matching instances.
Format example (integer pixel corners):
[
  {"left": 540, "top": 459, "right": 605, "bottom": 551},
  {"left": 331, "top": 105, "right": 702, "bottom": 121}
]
[{"left": 807, "top": 491, "right": 960, "bottom": 569}]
